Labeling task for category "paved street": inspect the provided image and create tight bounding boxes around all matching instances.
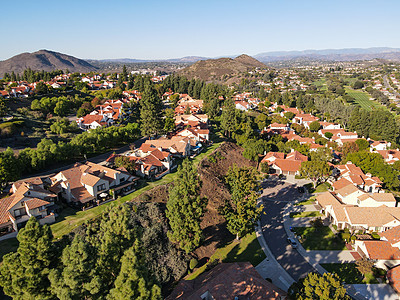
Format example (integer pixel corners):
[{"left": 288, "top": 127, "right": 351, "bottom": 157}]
[{"left": 259, "top": 180, "right": 317, "bottom": 281}]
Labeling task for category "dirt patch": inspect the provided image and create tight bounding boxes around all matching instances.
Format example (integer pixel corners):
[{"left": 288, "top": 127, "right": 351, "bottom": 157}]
[
  {"left": 194, "top": 142, "right": 257, "bottom": 259},
  {"left": 131, "top": 182, "right": 172, "bottom": 203},
  {"left": 127, "top": 142, "right": 257, "bottom": 261}
]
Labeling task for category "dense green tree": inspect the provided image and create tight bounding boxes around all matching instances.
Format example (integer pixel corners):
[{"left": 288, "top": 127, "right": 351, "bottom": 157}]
[
  {"left": 121, "top": 65, "right": 128, "bottom": 81},
  {"left": 108, "top": 244, "right": 161, "bottom": 300},
  {"left": 221, "top": 99, "right": 237, "bottom": 138},
  {"left": 355, "top": 139, "right": 370, "bottom": 151},
  {"left": 300, "top": 161, "right": 331, "bottom": 188},
  {"left": 114, "top": 156, "right": 137, "bottom": 174},
  {"left": 242, "top": 139, "right": 271, "bottom": 161},
  {"left": 222, "top": 165, "right": 263, "bottom": 239},
  {"left": 166, "top": 159, "right": 206, "bottom": 253},
  {"left": 49, "top": 235, "right": 101, "bottom": 299},
  {"left": 35, "top": 81, "right": 49, "bottom": 94},
  {"left": 353, "top": 80, "right": 364, "bottom": 89},
  {"left": 0, "top": 98, "right": 8, "bottom": 116},
  {"left": 140, "top": 84, "right": 163, "bottom": 137},
  {"left": 288, "top": 272, "right": 349, "bottom": 300},
  {"left": 163, "top": 108, "right": 176, "bottom": 133},
  {"left": 346, "top": 151, "right": 399, "bottom": 190},
  {"left": 0, "top": 148, "right": 21, "bottom": 186},
  {"left": 0, "top": 218, "right": 55, "bottom": 299},
  {"left": 308, "top": 121, "right": 321, "bottom": 132}
]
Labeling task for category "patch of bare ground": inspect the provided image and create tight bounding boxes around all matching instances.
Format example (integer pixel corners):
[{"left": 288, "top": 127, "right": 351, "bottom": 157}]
[
  {"left": 194, "top": 142, "right": 257, "bottom": 260},
  {"left": 126, "top": 142, "right": 256, "bottom": 262},
  {"left": 131, "top": 182, "right": 172, "bottom": 203}
]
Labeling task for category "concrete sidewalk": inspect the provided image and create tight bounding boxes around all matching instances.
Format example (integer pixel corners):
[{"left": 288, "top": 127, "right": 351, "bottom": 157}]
[
  {"left": 349, "top": 284, "right": 399, "bottom": 300},
  {"left": 304, "top": 250, "right": 355, "bottom": 263}
]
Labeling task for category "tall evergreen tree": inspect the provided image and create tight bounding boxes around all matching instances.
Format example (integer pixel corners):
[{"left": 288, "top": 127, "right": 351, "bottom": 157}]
[
  {"left": 122, "top": 65, "right": 128, "bottom": 81},
  {"left": 221, "top": 99, "right": 237, "bottom": 138},
  {"left": 166, "top": 159, "right": 207, "bottom": 253},
  {"left": 0, "top": 218, "right": 55, "bottom": 299},
  {"left": 49, "top": 235, "right": 101, "bottom": 299},
  {"left": 107, "top": 244, "right": 161, "bottom": 300},
  {"left": 139, "top": 83, "right": 164, "bottom": 137},
  {"left": 222, "top": 165, "right": 263, "bottom": 239}
]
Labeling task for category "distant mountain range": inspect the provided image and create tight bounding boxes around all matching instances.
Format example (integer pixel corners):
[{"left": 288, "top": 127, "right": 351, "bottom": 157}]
[
  {"left": 93, "top": 56, "right": 210, "bottom": 64},
  {"left": 0, "top": 50, "right": 97, "bottom": 75},
  {"left": 177, "top": 54, "right": 266, "bottom": 81},
  {"left": 253, "top": 47, "right": 400, "bottom": 62},
  {"left": 2, "top": 47, "right": 400, "bottom": 76},
  {"left": 93, "top": 47, "right": 400, "bottom": 63}
]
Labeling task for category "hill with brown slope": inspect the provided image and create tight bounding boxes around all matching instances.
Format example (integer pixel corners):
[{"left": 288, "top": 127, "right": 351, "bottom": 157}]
[
  {"left": 195, "top": 142, "right": 257, "bottom": 259},
  {"left": 177, "top": 54, "right": 266, "bottom": 82},
  {"left": 0, "top": 49, "right": 97, "bottom": 75}
]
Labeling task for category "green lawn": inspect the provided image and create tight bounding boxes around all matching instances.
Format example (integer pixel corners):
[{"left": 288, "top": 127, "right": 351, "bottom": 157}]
[
  {"left": 345, "top": 87, "right": 387, "bottom": 111},
  {"left": 290, "top": 211, "right": 322, "bottom": 218},
  {"left": 293, "top": 226, "right": 346, "bottom": 250},
  {"left": 313, "top": 79, "right": 327, "bottom": 91},
  {"left": 51, "top": 141, "right": 223, "bottom": 239},
  {"left": 187, "top": 232, "right": 266, "bottom": 280},
  {"left": 295, "top": 197, "right": 316, "bottom": 206},
  {"left": 0, "top": 238, "right": 19, "bottom": 261},
  {"left": 314, "top": 183, "right": 331, "bottom": 193},
  {"left": 321, "top": 263, "right": 385, "bottom": 284}
]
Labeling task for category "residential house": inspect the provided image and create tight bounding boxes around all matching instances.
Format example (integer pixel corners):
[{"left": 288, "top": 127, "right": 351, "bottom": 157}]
[
  {"left": 318, "top": 129, "right": 358, "bottom": 146},
  {"left": 261, "top": 150, "right": 308, "bottom": 176},
  {"left": 317, "top": 191, "right": 400, "bottom": 232},
  {"left": 50, "top": 162, "right": 138, "bottom": 208},
  {"left": 370, "top": 140, "right": 391, "bottom": 151},
  {"left": 292, "top": 113, "right": 319, "bottom": 128},
  {"left": 0, "top": 177, "right": 57, "bottom": 235},
  {"left": 167, "top": 262, "right": 287, "bottom": 300},
  {"left": 235, "top": 100, "right": 251, "bottom": 111},
  {"left": 331, "top": 162, "right": 383, "bottom": 193},
  {"left": 76, "top": 114, "right": 114, "bottom": 130},
  {"left": 144, "top": 136, "right": 191, "bottom": 157}
]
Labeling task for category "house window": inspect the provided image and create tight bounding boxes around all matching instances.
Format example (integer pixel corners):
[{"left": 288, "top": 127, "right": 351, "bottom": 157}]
[
  {"left": 97, "top": 184, "right": 106, "bottom": 192},
  {"left": 14, "top": 208, "right": 26, "bottom": 218}
]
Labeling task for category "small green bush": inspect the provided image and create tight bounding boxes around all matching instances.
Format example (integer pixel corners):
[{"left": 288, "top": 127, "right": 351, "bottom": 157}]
[
  {"left": 371, "top": 232, "right": 381, "bottom": 240},
  {"left": 189, "top": 258, "right": 198, "bottom": 270}
]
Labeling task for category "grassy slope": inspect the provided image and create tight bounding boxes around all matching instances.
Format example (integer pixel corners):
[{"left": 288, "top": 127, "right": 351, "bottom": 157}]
[
  {"left": 187, "top": 232, "right": 266, "bottom": 280},
  {"left": 321, "top": 263, "right": 382, "bottom": 284},
  {"left": 293, "top": 226, "right": 346, "bottom": 250},
  {"left": 345, "top": 87, "right": 387, "bottom": 111}
]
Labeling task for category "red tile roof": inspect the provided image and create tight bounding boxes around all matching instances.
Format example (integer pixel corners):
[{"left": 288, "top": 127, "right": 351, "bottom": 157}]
[
  {"left": 363, "top": 240, "right": 400, "bottom": 260},
  {"left": 388, "top": 265, "right": 400, "bottom": 293},
  {"left": 167, "top": 262, "right": 287, "bottom": 300},
  {"left": 380, "top": 226, "right": 400, "bottom": 244}
]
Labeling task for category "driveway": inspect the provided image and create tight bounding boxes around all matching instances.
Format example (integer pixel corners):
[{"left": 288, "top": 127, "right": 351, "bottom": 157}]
[{"left": 259, "top": 180, "right": 317, "bottom": 281}]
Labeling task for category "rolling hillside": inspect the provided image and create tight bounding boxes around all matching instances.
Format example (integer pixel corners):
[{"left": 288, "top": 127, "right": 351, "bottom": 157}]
[
  {"left": 0, "top": 49, "right": 97, "bottom": 75},
  {"left": 177, "top": 54, "right": 267, "bottom": 81}
]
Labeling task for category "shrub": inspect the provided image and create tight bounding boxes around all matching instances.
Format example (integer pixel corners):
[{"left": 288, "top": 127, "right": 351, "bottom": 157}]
[
  {"left": 311, "top": 218, "right": 324, "bottom": 228},
  {"left": 189, "top": 258, "right": 198, "bottom": 270},
  {"left": 260, "top": 162, "right": 270, "bottom": 173},
  {"left": 371, "top": 232, "right": 380, "bottom": 240}
]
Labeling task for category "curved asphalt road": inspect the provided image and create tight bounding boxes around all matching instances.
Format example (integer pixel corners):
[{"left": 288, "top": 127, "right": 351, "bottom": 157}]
[{"left": 259, "top": 180, "right": 317, "bottom": 281}]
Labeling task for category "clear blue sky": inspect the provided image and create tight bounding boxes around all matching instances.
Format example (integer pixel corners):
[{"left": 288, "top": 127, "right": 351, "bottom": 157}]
[{"left": 1, "top": 0, "right": 400, "bottom": 60}]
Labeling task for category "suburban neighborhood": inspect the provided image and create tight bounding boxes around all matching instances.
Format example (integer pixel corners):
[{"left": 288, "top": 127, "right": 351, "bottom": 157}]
[{"left": 2, "top": 2, "right": 400, "bottom": 298}]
